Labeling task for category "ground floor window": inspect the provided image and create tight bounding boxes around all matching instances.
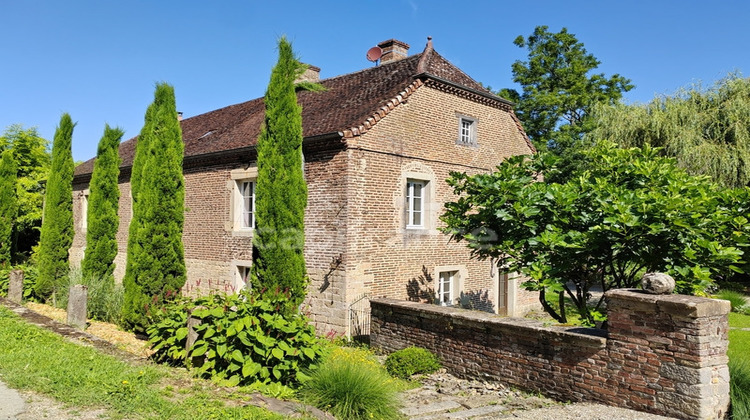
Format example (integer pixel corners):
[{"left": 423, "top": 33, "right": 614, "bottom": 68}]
[
  {"left": 438, "top": 270, "right": 457, "bottom": 306},
  {"left": 233, "top": 265, "right": 251, "bottom": 293}
]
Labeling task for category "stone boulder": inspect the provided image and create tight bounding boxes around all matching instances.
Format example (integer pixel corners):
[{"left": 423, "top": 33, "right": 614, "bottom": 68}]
[{"left": 641, "top": 272, "right": 675, "bottom": 294}]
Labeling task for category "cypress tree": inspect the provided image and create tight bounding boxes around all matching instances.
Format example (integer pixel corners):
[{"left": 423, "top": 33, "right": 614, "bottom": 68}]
[
  {"left": 81, "top": 125, "right": 123, "bottom": 281},
  {"left": 36, "top": 113, "right": 75, "bottom": 299},
  {"left": 252, "top": 37, "right": 308, "bottom": 310},
  {"left": 0, "top": 150, "right": 17, "bottom": 266},
  {"left": 122, "top": 83, "right": 186, "bottom": 332}
]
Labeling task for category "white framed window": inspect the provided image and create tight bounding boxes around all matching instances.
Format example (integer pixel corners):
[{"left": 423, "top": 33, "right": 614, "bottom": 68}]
[
  {"left": 81, "top": 190, "right": 90, "bottom": 232},
  {"left": 438, "top": 270, "right": 458, "bottom": 306},
  {"left": 406, "top": 179, "right": 425, "bottom": 229},
  {"left": 233, "top": 179, "right": 256, "bottom": 231},
  {"left": 457, "top": 115, "right": 477, "bottom": 146}
]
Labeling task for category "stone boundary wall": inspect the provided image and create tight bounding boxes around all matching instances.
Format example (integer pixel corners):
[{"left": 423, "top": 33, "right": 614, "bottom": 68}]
[{"left": 370, "top": 289, "right": 730, "bottom": 420}]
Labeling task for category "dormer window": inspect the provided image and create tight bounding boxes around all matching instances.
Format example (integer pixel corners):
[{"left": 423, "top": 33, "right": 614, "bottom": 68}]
[{"left": 457, "top": 115, "right": 477, "bottom": 146}]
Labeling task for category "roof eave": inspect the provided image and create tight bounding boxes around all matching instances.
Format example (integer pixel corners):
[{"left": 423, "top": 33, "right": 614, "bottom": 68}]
[{"left": 415, "top": 72, "right": 514, "bottom": 106}]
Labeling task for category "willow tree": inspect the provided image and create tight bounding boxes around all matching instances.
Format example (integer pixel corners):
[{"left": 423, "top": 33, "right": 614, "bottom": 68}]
[
  {"left": 251, "top": 37, "right": 308, "bottom": 311},
  {"left": 0, "top": 150, "right": 17, "bottom": 266},
  {"left": 122, "top": 83, "right": 186, "bottom": 332},
  {"left": 81, "top": 125, "right": 123, "bottom": 281},
  {"left": 588, "top": 74, "right": 750, "bottom": 188},
  {"left": 36, "top": 114, "right": 75, "bottom": 299}
]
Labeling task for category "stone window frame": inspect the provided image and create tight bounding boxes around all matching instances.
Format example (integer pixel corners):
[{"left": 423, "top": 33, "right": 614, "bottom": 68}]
[
  {"left": 456, "top": 113, "right": 478, "bottom": 146},
  {"left": 434, "top": 265, "right": 467, "bottom": 307},
  {"left": 400, "top": 165, "right": 438, "bottom": 233},
  {"left": 80, "top": 189, "right": 90, "bottom": 233},
  {"left": 229, "top": 167, "right": 258, "bottom": 236}
]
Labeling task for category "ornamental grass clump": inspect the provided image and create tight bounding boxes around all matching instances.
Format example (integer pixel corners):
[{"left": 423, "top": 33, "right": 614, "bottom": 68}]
[
  {"left": 301, "top": 347, "right": 402, "bottom": 420},
  {"left": 730, "top": 358, "right": 750, "bottom": 419},
  {"left": 717, "top": 290, "right": 750, "bottom": 314},
  {"left": 385, "top": 346, "right": 441, "bottom": 379}
]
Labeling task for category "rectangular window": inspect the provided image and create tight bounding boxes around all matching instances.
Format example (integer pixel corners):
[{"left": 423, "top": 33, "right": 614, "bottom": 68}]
[
  {"left": 234, "top": 265, "right": 251, "bottom": 293},
  {"left": 81, "top": 191, "right": 89, "bottom": 232},
  {"left": 235, "top": 180, "right": 255, "bottom": 230},
  {"left": 458, "top": 116, "right": 477, "bottom": 145},
  {"left": 406, "top": 180, "right": 424, "bottom": 229},
  {"left": 438, "top": 271, "right": 457, "bottom": 306}
]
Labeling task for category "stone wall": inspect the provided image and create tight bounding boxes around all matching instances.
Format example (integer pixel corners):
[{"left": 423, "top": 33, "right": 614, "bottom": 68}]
[{"left": 370, "top": 289, "right": 730, "bottom": 420}]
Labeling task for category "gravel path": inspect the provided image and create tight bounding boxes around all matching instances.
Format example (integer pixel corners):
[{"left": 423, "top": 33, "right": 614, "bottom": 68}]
[{"left": 400, "top": 370, "right": 677, "bottom": 420}]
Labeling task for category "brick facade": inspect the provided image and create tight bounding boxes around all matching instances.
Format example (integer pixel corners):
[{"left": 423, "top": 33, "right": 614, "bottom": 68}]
[
  {"left": 371, "top": 289, "right": 731, "bottom": 420},
  {"left": 71, "top": 40, "right": 538, "bottom": 334}
]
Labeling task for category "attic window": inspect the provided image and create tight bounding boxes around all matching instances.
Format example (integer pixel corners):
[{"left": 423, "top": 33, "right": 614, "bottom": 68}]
[
  {"left": 457, "top": 115, "right": 477, "bottom": 146},
  {"left": 199, "top": 130, "right": 215, "bottom": 139}
]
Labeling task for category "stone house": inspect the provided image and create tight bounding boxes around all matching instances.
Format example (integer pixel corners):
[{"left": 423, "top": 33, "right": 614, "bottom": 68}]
[{"left": 71, "top": 38, "right": 538, "bottom": 335}]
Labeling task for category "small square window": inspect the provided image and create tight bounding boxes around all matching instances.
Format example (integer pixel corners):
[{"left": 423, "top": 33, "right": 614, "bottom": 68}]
[
  {"left": 457, "top": 116, "right": 477, "bottom": 145},
  {"left": 406, "top": 179, "right": 425, "bottom": 229}
]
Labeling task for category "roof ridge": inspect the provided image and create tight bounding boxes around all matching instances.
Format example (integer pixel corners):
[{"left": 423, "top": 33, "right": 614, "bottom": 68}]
[
  {"left": 416, "top": 37, "right": 433, "bottom": 74},
  {"left": 316, "top": 53, "right": 422, "bottom": 84}
]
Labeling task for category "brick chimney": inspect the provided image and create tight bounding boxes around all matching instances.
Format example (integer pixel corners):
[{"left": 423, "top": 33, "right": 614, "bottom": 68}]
[
  {"left": 296, "top": 64, "right": 321, "bottom": 83},
  {"left": 378, "top": 39, "right": 410, "bottom": 64}
]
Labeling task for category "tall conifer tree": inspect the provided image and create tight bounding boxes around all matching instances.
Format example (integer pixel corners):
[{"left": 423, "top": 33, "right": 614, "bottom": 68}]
[
  {"left": 0, "top": 150, "right": 17, "bottom": 266},
  {"left": 36, "top": 113, "right": 75, "bottom": 299},
  {"left": 81, "top": 125, "right": 123, "bottom": 281},
  {"left": 122, "top": 83, "right": 186, "bottom": 332},
  {"left": 252, "top": 37, "right": 308, "bottom": 310}
]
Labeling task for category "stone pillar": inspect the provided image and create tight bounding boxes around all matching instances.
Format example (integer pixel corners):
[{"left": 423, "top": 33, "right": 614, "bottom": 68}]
[
  {"left": 66, "top": 284, "right": 88, "bottom": 330},
  {"left": 8, "top": 270, "right": 24, "bottom": 303},
  {"left": 606, "top": 289, "right": 730, "bottom": 420}
]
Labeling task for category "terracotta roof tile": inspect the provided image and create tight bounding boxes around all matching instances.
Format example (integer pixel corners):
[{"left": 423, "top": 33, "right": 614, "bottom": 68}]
[{"left": 74, "top": 47, "right": 513, "bottom": 177}]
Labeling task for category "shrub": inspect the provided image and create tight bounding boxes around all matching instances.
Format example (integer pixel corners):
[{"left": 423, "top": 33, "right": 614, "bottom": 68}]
[
  {"left": 301, "top": 347, "right": 401, "bottom": 420},
  {"left": 730, "top": 358, "right": 750, "bottom": 419},
  {"left": 717, "top": 290, "right": 750, "bottom": 313},
  {"left": 147, "top": 290, "right": 326, "bottom": 387},
  {"left": 385, "top": 346, "right": 441, "bottom": 379}
]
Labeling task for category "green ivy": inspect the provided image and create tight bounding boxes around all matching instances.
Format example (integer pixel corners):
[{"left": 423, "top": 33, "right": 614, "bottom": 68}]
[{"left": 147, "top": 291, "right": 326, "bottom": 388}]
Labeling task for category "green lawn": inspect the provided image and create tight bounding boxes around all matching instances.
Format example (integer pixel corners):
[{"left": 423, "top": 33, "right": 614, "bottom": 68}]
[
  {"left": 729, "top": 312, "right": 750, "bottom": 363},
  {"left": 0, "top": 306, "right": 284, "bottom": 419},
  {"left": 729, "top": 312, "right": 750, "bottom": 329}
]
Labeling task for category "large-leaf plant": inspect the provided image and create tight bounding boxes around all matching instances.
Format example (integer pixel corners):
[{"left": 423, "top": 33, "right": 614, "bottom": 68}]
[{"left": 442, "top": 142, "right": 749, "bottom": 324}]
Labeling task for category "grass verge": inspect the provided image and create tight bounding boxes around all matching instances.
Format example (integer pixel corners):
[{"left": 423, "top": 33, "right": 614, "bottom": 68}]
[
  {"left": 0, "top": 305, "right": 283, "bottom": 419},
  {"left": 729, "top": 312, "right": 750, "bottom": 419}
]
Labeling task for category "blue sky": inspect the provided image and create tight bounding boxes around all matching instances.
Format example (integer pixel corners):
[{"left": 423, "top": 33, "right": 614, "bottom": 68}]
[{"left": 2, "top": 0, "right": 749, "bottom": 162}]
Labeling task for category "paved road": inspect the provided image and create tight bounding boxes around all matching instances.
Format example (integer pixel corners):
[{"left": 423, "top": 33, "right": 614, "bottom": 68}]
[{"left": 0, "top": 380, "right": 24, "bottom": 420}]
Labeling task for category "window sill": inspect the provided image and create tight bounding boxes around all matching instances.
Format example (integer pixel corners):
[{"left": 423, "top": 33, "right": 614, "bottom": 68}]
[{"left": 231, "top": 229, "right": 254, "bottom": 238}]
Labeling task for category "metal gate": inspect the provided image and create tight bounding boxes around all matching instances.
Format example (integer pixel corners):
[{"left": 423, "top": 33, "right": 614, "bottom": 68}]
[{"left": 347, "top": 293, "right": 370, "bottom": 343}]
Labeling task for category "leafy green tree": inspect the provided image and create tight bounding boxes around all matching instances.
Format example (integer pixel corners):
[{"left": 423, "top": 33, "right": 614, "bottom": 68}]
[
  {"left": 251, "top": 37, "right": 308, "bottom": 311},
  {"left": 588, "top": 74, "right": 750, "bottom": 188},
  {"left": 36, "top": 114, "right": 75, "bottom": 300},
  {"left": 81, "top": 125, "right": 123, "bottom": 281},
  {"left": 0, "top": 150, "right": 18, "bottom": 266},
  {"left": 502, "top": 26, "right": 632, "bottom": 178},
  {"left": 122, "top": 83, "right": 186, "bottom": 332},
  {"left": 0, "top": 125, "right": 51, "bottom": 258},
  {"left": 442, "top": 142, "right": 748, "bottom": 324}
]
